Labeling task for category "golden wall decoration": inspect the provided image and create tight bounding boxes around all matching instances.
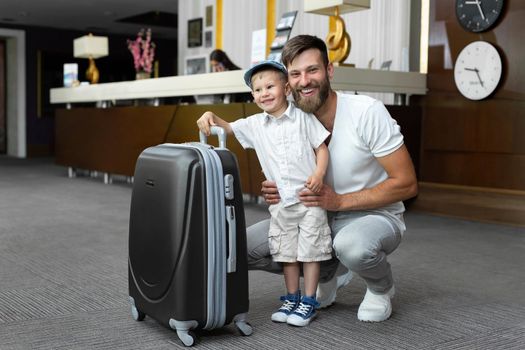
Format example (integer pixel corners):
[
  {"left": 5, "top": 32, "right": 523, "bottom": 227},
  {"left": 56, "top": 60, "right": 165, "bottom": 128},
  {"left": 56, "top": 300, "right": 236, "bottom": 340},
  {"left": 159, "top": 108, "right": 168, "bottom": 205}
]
[{"left": 325, "top": 7, "right": 351, "bottom": 65}]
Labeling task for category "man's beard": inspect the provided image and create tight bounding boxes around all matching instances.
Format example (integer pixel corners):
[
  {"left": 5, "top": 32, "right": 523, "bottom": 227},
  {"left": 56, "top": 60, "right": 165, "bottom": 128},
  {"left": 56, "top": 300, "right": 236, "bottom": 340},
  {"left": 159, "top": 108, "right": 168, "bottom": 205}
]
[{"left": 291, "top": 76, "right": 330, "bottom": 114}]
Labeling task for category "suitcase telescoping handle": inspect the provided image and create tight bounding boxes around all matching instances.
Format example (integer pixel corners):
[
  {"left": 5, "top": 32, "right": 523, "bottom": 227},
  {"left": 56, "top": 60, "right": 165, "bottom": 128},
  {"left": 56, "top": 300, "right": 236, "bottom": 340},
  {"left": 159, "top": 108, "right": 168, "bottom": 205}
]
[{"left": 199, "top": 126, "right": 227, "bottom": 149}]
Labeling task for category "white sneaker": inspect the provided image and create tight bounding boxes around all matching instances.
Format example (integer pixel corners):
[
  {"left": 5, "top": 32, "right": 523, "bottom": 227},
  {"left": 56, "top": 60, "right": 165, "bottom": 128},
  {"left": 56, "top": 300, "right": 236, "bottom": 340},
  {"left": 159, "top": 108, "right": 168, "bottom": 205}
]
[
  {"left": 357, "top": 286, "right": 395, "bottom": 322},
  {"left": 317, "top": 264, "right": 353, "bottom": 309}
]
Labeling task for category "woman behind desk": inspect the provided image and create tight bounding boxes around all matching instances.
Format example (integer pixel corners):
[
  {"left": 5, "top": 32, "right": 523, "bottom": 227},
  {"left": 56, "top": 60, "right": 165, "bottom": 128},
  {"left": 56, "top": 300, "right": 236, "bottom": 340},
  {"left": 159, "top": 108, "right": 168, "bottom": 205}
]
[
  {"left": 208, "top": 49, "right": 252, "bottom": 103},
  {"left": 210, "top": 49, "right": 241, "bottom": 72}
]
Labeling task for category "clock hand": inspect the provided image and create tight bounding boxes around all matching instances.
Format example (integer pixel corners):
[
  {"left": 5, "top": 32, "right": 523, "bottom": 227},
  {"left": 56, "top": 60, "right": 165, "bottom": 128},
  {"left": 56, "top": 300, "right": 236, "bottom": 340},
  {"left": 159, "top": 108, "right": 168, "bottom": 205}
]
[
  {"left": 464, "top": 67, "right": 484, "bottom": 87},
  {"left": 465, "top": 0, "right": 486, "bottom": 20},
  {"left": 476, "top": 1, "right": 486, "bottom": 20},
  {"left": 474, "top": 69, "right": 484, "bottom": 88}
]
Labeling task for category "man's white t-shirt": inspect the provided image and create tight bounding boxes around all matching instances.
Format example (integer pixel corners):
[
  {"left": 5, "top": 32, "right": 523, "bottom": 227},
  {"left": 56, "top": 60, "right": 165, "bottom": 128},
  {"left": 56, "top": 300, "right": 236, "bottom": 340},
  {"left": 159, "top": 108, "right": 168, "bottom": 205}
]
[
  {"left": 326, "top": 92, "right": 405, "bottom": 216},
  {"left": 230, "top": 102, "right": 329, "bottom": 206}
]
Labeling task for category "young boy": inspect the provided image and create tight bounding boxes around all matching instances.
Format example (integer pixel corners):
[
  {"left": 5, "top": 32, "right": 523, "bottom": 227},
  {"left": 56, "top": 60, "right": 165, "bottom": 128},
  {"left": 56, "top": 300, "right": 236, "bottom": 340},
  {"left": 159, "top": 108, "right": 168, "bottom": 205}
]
[{"left": 196, "top": 60, "right": 332, "bottom": 326}]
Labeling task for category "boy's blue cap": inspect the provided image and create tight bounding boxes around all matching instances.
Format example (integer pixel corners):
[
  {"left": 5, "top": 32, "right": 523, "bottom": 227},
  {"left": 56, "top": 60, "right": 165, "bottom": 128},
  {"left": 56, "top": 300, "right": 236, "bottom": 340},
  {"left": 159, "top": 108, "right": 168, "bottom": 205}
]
[{"left": 243, "top": 60, "right": 287, "bottom": 88}]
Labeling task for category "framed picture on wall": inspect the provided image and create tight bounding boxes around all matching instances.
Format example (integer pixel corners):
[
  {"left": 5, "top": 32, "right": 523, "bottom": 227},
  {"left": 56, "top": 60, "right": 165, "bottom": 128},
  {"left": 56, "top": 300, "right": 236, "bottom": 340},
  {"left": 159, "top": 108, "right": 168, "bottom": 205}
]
[
  {"left": 205, "top": 31, "right": 213, "bottom": 48},
  {"left": 185, "top": 56, "right": 207, "bottom": 75},
  {"left": 188, "top": 18, "right": 203, "bottom": 48},
  {"left": 205, "top": 5, "right": 213, "bottom": 27}
]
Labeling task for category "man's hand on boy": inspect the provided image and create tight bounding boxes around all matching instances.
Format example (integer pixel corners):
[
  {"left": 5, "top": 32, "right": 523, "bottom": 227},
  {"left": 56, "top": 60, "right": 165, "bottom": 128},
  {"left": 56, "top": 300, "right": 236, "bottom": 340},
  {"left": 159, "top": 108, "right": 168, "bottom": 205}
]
[
  {"left": 261, "top": 180, "right": 280, "bottom": 205},
  {"left": 299, "top": 184, "right": 341, "bottom": 211}
]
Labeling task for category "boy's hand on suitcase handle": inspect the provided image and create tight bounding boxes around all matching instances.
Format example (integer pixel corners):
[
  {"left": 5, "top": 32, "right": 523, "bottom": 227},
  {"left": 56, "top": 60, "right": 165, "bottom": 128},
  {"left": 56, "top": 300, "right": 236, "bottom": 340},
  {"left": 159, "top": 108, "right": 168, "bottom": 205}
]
[{"left": 197, "top": 111, "right": 218, "bottom": 136}]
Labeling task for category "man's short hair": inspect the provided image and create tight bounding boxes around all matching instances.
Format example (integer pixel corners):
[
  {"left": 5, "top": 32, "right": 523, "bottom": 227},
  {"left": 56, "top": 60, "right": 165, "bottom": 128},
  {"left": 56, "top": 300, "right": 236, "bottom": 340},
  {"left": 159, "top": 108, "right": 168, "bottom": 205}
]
[{"left": 281, "top": 35, "right": 329, "bottom": 68}]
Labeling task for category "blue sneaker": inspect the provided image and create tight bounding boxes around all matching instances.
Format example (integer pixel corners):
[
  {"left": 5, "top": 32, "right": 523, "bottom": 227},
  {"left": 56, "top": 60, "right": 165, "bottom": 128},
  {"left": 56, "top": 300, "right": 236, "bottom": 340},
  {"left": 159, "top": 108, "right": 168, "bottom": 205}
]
[
  {"left": 271, "top": 291, "right": 301, "bottom": 323},
  {"left": 286, "top": 296, "right": 320, "bottom": 327}
]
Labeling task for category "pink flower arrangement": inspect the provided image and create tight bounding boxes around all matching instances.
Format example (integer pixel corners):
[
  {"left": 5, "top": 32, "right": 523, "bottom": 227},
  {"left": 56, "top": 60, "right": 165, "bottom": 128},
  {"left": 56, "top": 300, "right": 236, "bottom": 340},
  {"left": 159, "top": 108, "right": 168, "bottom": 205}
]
[{"left": 127, "top": 28, "right": 156, "bottom": 73}]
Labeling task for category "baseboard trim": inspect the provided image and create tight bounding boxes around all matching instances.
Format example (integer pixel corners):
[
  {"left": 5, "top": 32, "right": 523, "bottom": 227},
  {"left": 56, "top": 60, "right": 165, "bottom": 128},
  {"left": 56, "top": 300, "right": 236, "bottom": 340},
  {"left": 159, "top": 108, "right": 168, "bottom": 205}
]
[{"left": 410, "top": 182, "right": 525, "bottom": 227}]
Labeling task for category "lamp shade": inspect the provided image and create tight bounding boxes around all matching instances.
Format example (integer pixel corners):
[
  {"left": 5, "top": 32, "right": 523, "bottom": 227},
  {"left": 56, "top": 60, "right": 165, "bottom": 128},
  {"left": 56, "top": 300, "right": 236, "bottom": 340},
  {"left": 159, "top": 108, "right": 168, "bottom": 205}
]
[
  {"left": 304, "top": 0, "right": 370, "bottom": 16},
  {"left": 74, "top": 35, "right": 108, "bottom": 59}
]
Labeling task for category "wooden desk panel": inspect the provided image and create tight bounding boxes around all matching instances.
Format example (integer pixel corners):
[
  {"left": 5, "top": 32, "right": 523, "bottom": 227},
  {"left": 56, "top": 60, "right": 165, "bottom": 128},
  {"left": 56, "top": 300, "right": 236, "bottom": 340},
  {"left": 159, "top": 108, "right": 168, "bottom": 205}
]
[
  {"left": 54, "top": 102, "right": 422, "bottom": 198},
  {"left": 55, "top": 106, "right": 176, "bottom": 176}
]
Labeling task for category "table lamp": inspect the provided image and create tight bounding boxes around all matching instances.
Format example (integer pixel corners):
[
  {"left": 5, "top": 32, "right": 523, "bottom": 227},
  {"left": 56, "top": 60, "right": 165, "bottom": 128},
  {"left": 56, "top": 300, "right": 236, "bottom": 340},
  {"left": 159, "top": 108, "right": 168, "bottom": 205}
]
[
  {"left": 305, "top": 0, "right": 370, "bottom": 65},
  {"left": 74, "top": 34, "right": 108, "bottom": 84}
]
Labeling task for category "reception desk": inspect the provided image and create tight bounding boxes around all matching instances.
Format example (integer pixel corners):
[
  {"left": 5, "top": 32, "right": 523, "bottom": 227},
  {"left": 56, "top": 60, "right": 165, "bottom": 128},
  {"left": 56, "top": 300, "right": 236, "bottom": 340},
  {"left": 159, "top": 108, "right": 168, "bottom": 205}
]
[
  {"left": 51, "top": 68, "right": 426, "bottom": 195},
  {"left": 55, "top": 103, "right": 263, "bottom": 195},
  {"left": 50, "top": 67, "right": 426, "bottom": 104}
]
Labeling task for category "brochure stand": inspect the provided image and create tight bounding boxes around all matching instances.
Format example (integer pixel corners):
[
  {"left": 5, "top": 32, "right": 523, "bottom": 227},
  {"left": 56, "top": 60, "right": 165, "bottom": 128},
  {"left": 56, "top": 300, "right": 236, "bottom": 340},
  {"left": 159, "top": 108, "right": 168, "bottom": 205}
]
[{"left": 267, "top": 11, "right": 297, "bottom": 62}]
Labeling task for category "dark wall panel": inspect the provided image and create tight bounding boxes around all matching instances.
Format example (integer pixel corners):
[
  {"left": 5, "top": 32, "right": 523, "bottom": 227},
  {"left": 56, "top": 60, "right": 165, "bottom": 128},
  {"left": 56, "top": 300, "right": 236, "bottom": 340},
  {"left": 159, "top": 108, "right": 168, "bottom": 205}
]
[{"left": 420, "top": 0, "right": 525, "bottom": 191}]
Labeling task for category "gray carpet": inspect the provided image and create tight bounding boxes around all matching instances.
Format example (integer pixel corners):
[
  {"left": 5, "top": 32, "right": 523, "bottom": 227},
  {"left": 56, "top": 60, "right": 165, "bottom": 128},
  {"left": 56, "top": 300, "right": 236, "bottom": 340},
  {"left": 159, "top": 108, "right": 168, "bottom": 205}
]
[{"left": 1, "top": 156, "right": 524, "bottom": 349}]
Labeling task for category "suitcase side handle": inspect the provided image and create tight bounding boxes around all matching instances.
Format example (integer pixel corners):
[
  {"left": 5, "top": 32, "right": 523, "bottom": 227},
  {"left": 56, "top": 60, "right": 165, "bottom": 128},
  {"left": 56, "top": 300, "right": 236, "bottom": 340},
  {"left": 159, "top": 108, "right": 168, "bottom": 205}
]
[
  {"left": 226, "top": 205, "right": 237, "bottom": 273},
  {"left": 199, "top": 126, "right": 227, "bottom": 149}
]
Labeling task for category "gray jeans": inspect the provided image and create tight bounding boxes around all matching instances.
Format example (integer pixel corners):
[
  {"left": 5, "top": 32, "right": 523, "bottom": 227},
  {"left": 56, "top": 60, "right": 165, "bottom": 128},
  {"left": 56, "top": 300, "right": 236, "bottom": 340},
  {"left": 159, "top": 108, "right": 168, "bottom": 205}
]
[{"left": 246, "top": 210, "right": 404, "bottom": 293}]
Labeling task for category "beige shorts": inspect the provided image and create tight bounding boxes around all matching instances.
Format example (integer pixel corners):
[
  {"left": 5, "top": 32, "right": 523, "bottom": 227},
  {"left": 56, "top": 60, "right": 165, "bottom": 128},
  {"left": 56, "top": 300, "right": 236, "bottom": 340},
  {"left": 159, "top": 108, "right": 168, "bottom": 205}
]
[{"left": 268, "top": 202, "right": 332, "bottom": 263}]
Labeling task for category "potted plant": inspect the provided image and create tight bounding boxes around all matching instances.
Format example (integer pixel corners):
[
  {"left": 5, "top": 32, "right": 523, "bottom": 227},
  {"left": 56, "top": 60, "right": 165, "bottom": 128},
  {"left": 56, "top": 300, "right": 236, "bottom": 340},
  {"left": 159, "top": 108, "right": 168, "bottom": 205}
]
[{"left": 127, "top": 28, "right": 156, "bottom": 79}]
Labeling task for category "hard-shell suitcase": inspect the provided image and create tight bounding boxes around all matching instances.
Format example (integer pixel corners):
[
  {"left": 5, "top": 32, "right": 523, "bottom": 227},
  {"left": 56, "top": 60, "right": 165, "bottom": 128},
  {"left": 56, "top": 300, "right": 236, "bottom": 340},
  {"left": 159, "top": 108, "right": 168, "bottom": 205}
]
[{"left": 128, "top": 127, "right": 252, "bottom": 346}]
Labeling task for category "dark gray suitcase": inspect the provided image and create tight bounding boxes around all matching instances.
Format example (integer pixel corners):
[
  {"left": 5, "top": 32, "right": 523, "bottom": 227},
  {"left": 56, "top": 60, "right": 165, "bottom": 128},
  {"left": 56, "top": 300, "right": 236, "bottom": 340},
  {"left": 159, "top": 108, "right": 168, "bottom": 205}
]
[{"left": 128, "top": 127, "right": 252, "bottom": 346}]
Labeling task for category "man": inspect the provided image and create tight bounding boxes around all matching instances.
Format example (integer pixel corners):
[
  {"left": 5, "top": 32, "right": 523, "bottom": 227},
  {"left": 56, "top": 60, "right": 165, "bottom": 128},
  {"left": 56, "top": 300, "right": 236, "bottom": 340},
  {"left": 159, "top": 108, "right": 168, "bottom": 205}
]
[{"left": 246, "top": 35, "right": 418, "bottom": 322}]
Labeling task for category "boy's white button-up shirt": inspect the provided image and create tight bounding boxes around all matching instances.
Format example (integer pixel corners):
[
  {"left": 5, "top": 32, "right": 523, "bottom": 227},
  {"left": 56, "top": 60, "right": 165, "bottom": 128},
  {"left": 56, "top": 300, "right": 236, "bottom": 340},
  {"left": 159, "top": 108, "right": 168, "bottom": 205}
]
[{"left": 230, "top": 102, "right": 329, "bottom": 206}]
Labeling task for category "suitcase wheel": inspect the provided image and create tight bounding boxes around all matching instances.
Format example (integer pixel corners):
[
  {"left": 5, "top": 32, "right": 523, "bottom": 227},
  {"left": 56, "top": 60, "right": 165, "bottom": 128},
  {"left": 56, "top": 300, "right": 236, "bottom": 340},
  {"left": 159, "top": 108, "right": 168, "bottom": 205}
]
[
  {"left": 169, "top": 319, "right": 199, "bottom": 347},
  {"left": 131, "top": 305, "right": 146, "bottom": 321},
  {"left": 235, "top": 320, "right": 253, "bottom": 336},
  {"left": 177, "top": 330, "right": 196, "bottom": 347}
]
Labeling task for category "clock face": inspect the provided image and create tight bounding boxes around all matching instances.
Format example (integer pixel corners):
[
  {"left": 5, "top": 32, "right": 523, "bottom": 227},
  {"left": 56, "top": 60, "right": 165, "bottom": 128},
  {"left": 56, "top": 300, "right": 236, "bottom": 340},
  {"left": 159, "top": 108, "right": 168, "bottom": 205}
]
[
  {"left": 456, "top": 0, "right": 504, "bottom": 32},
  {"left": 454, "top": 41, "right": 502, "bottom": 100}
]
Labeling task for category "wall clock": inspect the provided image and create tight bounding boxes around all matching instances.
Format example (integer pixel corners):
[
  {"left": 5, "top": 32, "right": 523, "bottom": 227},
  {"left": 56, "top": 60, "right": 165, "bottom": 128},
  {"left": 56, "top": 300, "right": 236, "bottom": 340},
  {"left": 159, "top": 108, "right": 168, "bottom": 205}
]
[
  {"left": 456, "top": 0, "right": 505, "bottom": 32},
  {"left": 454, "top": 41, "right": 502, "bottom": 100}
]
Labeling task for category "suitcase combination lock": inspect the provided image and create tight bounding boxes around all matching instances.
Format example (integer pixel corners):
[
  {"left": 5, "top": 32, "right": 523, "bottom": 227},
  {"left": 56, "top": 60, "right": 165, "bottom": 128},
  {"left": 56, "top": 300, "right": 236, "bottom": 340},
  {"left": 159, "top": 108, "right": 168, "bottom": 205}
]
[{"left": 224, "top": 174, "right": 234, "bottom": 200}]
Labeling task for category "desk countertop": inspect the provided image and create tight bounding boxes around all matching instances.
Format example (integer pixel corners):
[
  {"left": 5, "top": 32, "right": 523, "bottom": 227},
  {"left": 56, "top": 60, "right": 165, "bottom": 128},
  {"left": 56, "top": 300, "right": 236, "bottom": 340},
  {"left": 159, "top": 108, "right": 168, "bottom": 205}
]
[{"left": 50, "top": 67, "right": 427, "bottom": 104}]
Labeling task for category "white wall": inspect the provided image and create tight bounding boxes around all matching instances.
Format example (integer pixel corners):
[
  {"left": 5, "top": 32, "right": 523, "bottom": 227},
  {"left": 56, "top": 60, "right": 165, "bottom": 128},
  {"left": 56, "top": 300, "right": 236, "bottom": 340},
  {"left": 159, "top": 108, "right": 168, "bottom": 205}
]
[
  {"left": 222, "top": 0, "right": 267, "bottom": 69},
  {"left": 177, "top": 0, "right": 412, "bottom": 103},
  {"left": 279, "top": 0, "right": 411, "bottom": 71},
  {"left": 0, "top": 28, "right": 26, "bottom": 158},
  {"left": 178, "top": 0, "right": 411, "bottom": 73},
  {"left": 177, "top": 0, "right": 216, "bottom": 75}
]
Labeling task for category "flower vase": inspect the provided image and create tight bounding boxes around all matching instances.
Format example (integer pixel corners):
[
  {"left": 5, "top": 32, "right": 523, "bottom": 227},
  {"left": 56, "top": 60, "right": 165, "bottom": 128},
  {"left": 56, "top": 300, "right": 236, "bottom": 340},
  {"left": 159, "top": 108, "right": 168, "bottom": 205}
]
[{"left": 135, "top": 71, "right": 151, "bottom": 80}]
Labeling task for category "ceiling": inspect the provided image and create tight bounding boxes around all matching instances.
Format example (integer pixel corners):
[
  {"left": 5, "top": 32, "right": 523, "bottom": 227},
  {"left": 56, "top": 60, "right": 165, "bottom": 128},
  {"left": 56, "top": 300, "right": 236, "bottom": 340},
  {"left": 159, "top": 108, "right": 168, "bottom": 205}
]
[{"left": 0, "top": 0, "right": 179, "bottom": 39}]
